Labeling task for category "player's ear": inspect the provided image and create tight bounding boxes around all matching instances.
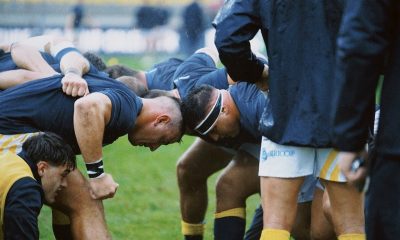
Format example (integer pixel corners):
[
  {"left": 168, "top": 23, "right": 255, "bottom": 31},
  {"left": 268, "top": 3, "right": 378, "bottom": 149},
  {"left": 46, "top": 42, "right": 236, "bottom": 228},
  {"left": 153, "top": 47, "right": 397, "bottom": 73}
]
[
  {"left": 37, "top": 161, "right": 49, "bottom": 177},
  {"left": 154, "top": 114, "right": 170, "bottom": 126}
]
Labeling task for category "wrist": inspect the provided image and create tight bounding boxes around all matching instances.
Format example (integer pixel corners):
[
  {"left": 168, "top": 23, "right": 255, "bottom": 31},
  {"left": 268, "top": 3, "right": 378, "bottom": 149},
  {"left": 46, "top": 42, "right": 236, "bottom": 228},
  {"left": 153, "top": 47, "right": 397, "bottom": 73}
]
[
  {"left": 86, "top": 159, "right": 105, "bottom": 178},
  {"left": 64, "top": 67, "right": 81, "bottom": 76}
]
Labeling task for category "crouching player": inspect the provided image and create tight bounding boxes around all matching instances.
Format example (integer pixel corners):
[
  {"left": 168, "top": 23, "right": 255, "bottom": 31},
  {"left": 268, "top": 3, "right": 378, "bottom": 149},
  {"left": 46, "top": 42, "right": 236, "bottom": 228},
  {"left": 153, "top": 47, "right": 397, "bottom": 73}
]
[{"left": 0, "top": 132, "right": 76, "bottom": 240}]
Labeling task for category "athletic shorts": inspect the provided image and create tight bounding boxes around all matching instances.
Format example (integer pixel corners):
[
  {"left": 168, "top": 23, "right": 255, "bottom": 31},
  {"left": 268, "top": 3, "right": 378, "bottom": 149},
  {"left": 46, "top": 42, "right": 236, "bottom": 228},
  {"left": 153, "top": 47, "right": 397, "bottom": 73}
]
[
  {"left": 259, "top": 137, "right": 346, "bottom": 182},
  {"left": 219, "top": 143, "right": 261, "bottom": 161},
  {"left": 221, "top": 142, "right": 316, "bottom": 202},
  {"left": 0, "top": 133, "right": 40, "bottom": 155}
]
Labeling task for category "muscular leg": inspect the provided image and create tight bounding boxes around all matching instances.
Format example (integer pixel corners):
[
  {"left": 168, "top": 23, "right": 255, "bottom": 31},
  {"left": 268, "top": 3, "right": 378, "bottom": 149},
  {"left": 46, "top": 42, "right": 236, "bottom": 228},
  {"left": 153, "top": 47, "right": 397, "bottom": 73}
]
[
  {"left": 310, "top": 188, "right": 336, "bottom": 240},
  {"left": 214, "top": 150, "right": 260, "bottom": 240},
  {"left": 215, "top": 150, "right": 260, "bottom": 212},
  {"left": 292, "top": 201, "right": 312, "bottom": 240},
  {"left": 245, "top": 202, "right": 311, "bottom": 240},
  {"left": 260, "top": 176, "right": 305, "bottom": 239},
  {"left": 51, "top": 169, "right": 110, "bottom": 240},
  {"left": 322, "top": 180, "right": 364, "bottom": 238},
  {"left": 176, "top": 138, "right": 233, "bottom": 239}
]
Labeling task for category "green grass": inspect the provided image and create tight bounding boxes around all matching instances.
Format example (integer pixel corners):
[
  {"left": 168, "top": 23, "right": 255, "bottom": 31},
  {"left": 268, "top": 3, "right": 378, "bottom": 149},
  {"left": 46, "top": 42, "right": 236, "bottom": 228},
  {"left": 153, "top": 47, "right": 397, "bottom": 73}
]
[
  {"left": 38, "top": 55, "right": 260, "bottom": 239},
  {"left": 39, "top": 136, "right": 259, "bottom": 239}
]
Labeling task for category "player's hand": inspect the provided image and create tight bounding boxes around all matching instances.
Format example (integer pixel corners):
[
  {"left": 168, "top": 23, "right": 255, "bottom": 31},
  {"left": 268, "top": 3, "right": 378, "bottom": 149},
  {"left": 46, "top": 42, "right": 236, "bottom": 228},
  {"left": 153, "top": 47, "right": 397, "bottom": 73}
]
[
  {"left": 61, "top": 72, "right": 89, "bottom": 97},
  {"left": 88, "top": 173, "right": 119, "bottom": 200},
  {"left": 338, "top": 151, "right": 368, "bottom": 190}
]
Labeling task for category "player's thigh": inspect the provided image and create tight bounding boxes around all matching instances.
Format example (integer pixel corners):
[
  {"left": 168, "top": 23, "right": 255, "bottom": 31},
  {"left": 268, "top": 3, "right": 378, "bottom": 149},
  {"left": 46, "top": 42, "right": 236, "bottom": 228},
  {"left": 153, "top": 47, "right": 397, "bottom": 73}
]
[
  {"left": 216, "top": 150, "right": 260, "bottom": 199},
  {"left": 177, "top": 138, "right": 233, "bottom": 180},
  {"left": 310, "top": 187, "right": 336, "bottom": 240}
]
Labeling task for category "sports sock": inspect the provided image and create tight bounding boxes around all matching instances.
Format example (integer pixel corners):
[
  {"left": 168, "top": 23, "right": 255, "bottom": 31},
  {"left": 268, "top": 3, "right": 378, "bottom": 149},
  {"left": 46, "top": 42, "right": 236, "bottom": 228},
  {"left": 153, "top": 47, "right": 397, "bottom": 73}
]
[
  {"left": 181, "top": 220, "right": 204, "bottom": 240},
  {"left": 214, "top": 208, "right": 246, "bottom": 240},
  {"left": 260, "top": 229, "right": 290, "bottom": 240},
  {"left": 52, "top": 209, "right": 72, "bottom": 240},
  {"left": 338, "top": 233, "right": 366, "bottom": 240}
]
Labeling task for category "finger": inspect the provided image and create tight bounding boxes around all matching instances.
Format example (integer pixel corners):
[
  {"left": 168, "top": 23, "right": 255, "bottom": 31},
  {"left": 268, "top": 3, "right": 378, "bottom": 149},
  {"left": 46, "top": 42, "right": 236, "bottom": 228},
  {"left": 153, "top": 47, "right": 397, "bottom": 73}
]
[
  {"left": 65, "top": 83, "right": 74, "bottom": 96},
  {"left": 71, "top": 86, "right": 80, "bottom": 97},
  {"left": 352, "top": 167, "right": 367, "bottom": 182},
  {"left": 62, "top": 80, "right": 69, "bottom": 93},
  {"left": 84, "top": 87, "right": 90, "bottom": 96},
  {"left": 77, "top": 86, "right": 86, "bottom": 97}
]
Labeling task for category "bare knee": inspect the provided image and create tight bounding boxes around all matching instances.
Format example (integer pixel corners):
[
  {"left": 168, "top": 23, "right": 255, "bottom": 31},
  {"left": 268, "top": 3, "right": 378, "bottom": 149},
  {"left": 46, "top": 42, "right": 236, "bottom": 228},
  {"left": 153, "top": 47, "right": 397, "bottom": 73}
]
[{"left": 177, "top": 156, "right": 215, "bottom": 195}]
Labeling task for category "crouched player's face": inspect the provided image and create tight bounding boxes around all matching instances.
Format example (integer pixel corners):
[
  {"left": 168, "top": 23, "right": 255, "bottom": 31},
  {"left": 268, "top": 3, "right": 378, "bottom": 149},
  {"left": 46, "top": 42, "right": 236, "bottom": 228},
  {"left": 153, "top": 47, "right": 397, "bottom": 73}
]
[
  {"left": 128, "top": 117, "right": 182, "bottom": 151},
  {"left": 207, "top": 112, "right": 240, "bottom": 141},
  {"left": 205, "top": 91, "right": 240, "bottom": 141},
  {"left": 38, "top": 161, "right": 70, "bottom": 204}
]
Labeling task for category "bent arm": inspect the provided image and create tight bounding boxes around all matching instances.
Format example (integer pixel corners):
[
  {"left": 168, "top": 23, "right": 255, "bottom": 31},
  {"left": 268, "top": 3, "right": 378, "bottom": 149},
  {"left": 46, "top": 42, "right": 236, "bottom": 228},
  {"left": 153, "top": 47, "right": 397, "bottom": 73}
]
[
  {"left": 74, "top": 93, "right": 119, "bottom": 199},
  {"left": 11, "top": 42, "right": 57, "bottom": 75},
  {"left": 0, "top": 70, "right": 52, "bottom": 89},
  {"left": 214, "top": 0, "right": 265, "bottom": 83},
  {"left": 73, "top": 92, "right": 111, "bottom": 163}
]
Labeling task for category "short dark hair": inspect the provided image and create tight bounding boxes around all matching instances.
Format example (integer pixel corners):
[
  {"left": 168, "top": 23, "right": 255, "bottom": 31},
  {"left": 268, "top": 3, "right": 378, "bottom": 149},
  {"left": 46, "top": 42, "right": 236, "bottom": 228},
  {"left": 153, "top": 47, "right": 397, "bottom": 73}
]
[
  {"left": 116, "top": 76, "right": 148, "bottom": 97},
  {"left": 164, "top": 95, "right": 185, "bottom": 141},
  {"left": 22, "top": 132, "right": 76, "bottom": 170},
  {"left": 105, "top": 64, "right": 139, "bottom": 79},
  {"left": 143, "top": 89, "right": 174, "bottom": 98},
  {"left": 181, "top": 85, "right": 214, "bottom": 130},
  {"left": 83, "top": 52, "right": 107, "bottom": 71}
]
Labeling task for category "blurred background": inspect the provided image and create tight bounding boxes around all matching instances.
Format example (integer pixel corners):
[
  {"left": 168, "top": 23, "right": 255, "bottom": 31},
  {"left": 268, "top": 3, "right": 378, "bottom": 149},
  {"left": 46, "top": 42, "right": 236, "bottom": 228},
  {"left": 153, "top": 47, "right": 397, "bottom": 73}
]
[{"left": 0, "top": 0, "right": 264, "bottom": 58}]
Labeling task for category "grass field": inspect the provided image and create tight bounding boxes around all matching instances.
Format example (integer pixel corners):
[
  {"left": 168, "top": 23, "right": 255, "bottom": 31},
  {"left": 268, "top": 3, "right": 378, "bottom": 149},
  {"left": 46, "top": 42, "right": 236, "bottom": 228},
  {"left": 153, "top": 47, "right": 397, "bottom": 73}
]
[{"left": 38, "top": 55, "right": 260, "bottom": 239}]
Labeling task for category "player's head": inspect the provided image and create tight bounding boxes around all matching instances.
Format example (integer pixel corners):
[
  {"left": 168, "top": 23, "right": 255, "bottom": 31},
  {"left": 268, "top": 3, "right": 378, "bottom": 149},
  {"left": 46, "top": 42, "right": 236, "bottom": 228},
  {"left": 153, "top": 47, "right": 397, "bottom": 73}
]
[
  {"left": 22, "top": 132, "right": 76, "bottom": 204},
  {"left": 128, "top": 96, "right": 184, "bottom": 151},
  {"left": 181, "top": 85, "right": 240, "bottom": 141},
  {"left": 116, "top": 76, "right": 149, "bottom": 97},
  {"left": 83, "top": 52, "right": 107, "bottom": 71},
  {"left": 105, "top": 64, "right": 139, "bottom": 79}
]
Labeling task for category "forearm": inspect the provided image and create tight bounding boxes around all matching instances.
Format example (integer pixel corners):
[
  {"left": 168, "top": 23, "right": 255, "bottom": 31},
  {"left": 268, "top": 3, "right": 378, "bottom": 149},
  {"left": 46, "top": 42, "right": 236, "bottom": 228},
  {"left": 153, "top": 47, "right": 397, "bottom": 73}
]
[
  {"left": 11, "top": 43, "right": 57, "bottom": 74},
  {"left": 73, "top": 93, "right": 110, "bottom": 164},
  {"left": 0, "top": 70, "right": 52, "bottom": 89},
  {"left": 60, "top": 51, "right": 90, "bottom": 77}
]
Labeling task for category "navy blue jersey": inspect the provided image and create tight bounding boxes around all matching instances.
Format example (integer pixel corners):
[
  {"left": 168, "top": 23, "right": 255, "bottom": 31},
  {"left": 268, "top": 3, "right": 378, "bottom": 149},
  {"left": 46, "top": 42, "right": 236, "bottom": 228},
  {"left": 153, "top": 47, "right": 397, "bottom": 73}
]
[
  {"left": 230, "top": 82, "right": 265, "bottom": 140},
  {"left": 0, "top": 74, "right": 142, "bottom": 153},
  {"left": 173, "top": 52, "right": 216, "bottom": 96},
  {"left": 145, "top": 57, "right": 183, "bottom": 90}
]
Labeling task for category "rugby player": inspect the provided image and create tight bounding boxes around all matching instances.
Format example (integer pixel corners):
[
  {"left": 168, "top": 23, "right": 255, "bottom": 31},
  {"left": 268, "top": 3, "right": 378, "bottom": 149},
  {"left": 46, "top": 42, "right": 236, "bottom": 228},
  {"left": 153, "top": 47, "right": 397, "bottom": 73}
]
[
  {"left": 0, "top": 132, "right": 76, "bottom": 240},
  {"left": 126, "top": 47, "right": 263, "bottom": 240},
  {"left": 181, "top": 83, "right": 317, "bottom": 240},
  {"left": 333, "top": 1, "right": 400, "bottom": 239},
  {"left": 0, "top": 35, "right": 183, "bottom": 239},
  {"left": 214, "top": 1, "right": 364, "bottom": 239}
]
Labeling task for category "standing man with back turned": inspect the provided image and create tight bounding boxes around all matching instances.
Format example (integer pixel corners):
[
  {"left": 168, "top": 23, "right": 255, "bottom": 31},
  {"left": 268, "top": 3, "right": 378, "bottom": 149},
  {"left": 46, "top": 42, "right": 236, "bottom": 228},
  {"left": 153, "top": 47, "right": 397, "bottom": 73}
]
[
  {"left": 214, "top": 1, "right": 365, "bottom": 239},
  {"left": 333, "top": 1, "right": 400, "bottom": 239}
]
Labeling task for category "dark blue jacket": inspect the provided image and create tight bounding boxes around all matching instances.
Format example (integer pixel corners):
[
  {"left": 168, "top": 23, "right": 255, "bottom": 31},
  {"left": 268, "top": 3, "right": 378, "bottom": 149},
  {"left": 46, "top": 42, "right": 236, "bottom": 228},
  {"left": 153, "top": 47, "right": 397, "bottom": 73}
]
[
  {"left": 333, "top": 0, "right": 400, "bottom": 158},
  {"left": 214, "top": 0, "right": 344, "bottom": 147}
]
